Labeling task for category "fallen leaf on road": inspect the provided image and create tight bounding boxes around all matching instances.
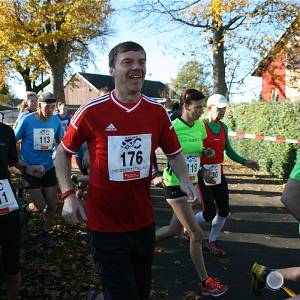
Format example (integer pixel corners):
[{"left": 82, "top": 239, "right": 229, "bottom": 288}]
[
  {"left": 182, "top": 291, "right": 202, "bottom": 299},
  {"left": 174, "top": 259, "right": 182, "bottom": 265},
  {"left": 218, "top": 257, "right": 230, "bottom": 267},
  {"left": 150, "top": 288, "right": 169, "bottom": 298},
  {"left": 154, "top": 247, "right": 164, "bottom": 253}
]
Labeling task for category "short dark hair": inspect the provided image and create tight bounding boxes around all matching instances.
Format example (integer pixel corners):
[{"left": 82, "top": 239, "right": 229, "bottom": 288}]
[
  {"left": 180, "top": 89, "right": 205, "bottom": 106},
  {"left": 109, "top": 41, "right": 146, "bottom": 68},
  {"left": 25, "top": 91, "right": 37, "bottom": 101}
]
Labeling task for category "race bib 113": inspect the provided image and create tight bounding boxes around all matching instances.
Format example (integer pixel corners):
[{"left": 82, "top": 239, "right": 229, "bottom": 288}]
[{"left": 33, "top": 128, "right": 54, "bottom": 150}]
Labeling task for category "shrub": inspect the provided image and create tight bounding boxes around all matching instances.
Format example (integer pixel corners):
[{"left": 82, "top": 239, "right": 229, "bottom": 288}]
[{"left": 224, "top": 102, "right": 300, "bottom": 179}]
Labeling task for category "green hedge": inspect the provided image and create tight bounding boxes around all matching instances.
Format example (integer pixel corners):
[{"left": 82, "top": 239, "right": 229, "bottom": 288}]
[{"left": 224, "top": 102, "right": 300, "bottom": 179}]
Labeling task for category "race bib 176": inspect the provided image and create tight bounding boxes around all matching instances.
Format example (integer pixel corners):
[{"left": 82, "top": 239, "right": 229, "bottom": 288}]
[{"left": 108, "top": 134, "right": 152, "bottom": 181}]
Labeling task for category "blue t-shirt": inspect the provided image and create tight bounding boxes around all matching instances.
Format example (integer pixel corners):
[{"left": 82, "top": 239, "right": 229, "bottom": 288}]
[
  {"left": 55, "top": 113, "right": 70, "bottom": 134},
  {"left": 14, "top": 113, "right": 63, "bottom": 171},
  {"left": 75, "top": 144, "right": 84, "bottom": 160}
]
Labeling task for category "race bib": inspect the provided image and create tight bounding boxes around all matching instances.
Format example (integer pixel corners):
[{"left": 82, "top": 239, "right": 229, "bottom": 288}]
[
  {"left": 203, "top": 164, "right": 222, "bottom": 186},
  {"left": 184, "top": 154, "right": 200, "bottom": 181},
  {"left": 0, "top": 179, "right": 19, "bottom": 215},
  {"left": 108, "top": 134, "right": 152, "bottom": 181},
  {"left": 33, "top": 128, "right": 54, "bottom": 150}
]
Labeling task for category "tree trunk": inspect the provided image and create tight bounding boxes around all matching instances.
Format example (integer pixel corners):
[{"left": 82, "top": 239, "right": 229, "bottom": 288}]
[
  {"left": 17, "top": 66, "right": 50, "bottom": 93},
  {"left": 212, "top": 25, "right": 228, "bottom": 97},
  {"left": 18, "top": 67, "right": 33, "bottom": 92},
  {"left": 46, "top": 53, "right": 66, "bottom": 102},
  {"left": 43, "top": 43, "right": 66, "bottom": 102},
  {"left": 24, "top": 77, "right": 33, "bottom": 92},
  {"left": 33, "top": 77, "right": 51, "bottom": 94}
]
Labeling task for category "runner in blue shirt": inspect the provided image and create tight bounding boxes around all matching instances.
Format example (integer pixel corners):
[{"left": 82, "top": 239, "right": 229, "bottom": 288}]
[
  {"left": 55, "top": 101, "right": 70, "bottom": 135},
  {"left": 14, "top": 92, "right": 63, "bottom": 246}
]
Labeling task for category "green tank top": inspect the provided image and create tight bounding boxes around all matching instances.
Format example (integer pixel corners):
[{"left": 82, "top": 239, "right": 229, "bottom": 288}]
[
  {"left": 163, "top": 118, "right": 207, "bottom": 186},
  {"left": 290, "top": 154, "right": 300, "bottom": 181}
]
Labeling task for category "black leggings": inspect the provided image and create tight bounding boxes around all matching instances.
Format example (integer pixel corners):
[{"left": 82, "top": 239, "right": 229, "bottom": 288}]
[
  {"left": 0, "top": 210, "right": 21, "bottom": 275},
  {"left": 198, "top": 173, "right": 230, "bottom": 221}
]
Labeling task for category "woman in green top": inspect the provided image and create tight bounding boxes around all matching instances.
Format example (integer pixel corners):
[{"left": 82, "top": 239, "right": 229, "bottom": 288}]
[{"left": 156, "top": 89, "right": 229, "bottom": 297}]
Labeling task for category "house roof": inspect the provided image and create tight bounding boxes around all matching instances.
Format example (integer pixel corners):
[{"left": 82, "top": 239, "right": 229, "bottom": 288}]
[
  {"left": 252, "top": 17, "right": 300, "bottom": 77},
  {"left": 77, "top": 72, "right": 168, "bottom": 98}
]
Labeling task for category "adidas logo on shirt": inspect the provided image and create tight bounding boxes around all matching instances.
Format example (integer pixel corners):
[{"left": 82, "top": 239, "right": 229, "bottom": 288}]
[{"left": 105, "top": 123, "right": 118, "bottom": 131}]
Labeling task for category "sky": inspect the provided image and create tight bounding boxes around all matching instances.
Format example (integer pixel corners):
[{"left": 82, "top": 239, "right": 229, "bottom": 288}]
[
  {"left": 10, "top": 0, "right": 262, "bottom": 103},
  {"left": 68, "top": 1, "right": 199, "bottom": 96}
]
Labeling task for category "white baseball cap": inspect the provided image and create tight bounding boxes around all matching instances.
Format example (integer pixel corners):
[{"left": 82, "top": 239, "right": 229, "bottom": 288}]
[{"left": 207, "top": 94, "right": 228, "bottom": 108}]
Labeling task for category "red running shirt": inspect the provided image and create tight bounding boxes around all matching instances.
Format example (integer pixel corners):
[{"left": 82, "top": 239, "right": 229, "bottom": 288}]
[
  {"left": 62, "top": 92, "right": 181, "bottom": 232},
  {"left": 201, "top": 119, "right": 226, "bottom": 165}
]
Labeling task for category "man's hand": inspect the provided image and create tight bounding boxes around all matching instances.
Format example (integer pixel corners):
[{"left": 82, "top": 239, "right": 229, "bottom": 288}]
[
  {"left": 152, "top": 176, "right": 165, "bottom": 188},
  {"left": 62, "top": 194, "right": 87, "bottom": 225},
  {"left": 245, "top": 160, "right": 260, "bottom": 171},
  {"left": 26, "top": 165, "right": 45, "bottom": 178},
  {"left": 167, "top": 152, "right": 198, "bottom": 203},
  {"left": 180, "top": 181, "right": 199, "bottom": 204}
]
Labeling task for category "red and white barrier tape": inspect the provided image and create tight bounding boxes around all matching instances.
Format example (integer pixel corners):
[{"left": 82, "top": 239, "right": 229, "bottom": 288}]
[{"left": 228, "top": 131, "right": 300, "bottom": 144}]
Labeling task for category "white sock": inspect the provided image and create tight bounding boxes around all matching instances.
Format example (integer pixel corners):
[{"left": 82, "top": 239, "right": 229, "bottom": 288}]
[
  {"left": 195, "top": 211, "right": 206, "bottom": 223},
  {"left": 209, "top": 214, "right": 226, "bottom": 242}
]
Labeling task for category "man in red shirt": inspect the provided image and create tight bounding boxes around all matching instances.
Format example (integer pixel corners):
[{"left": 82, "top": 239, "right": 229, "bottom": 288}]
[{"left": 55, "top": 41, "right": 197, "bottom": 300}]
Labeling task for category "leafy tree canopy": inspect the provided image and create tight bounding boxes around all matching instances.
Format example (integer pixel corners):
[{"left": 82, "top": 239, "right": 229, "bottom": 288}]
[
  {"left": 0, "top": 0, "right": 112, "bottom": 100},
  {"left": 130, "top": 1, "right": 299, "bottom": 97},
  {"left": 171, "top": 60, "right": 210, "bottom": 95}
]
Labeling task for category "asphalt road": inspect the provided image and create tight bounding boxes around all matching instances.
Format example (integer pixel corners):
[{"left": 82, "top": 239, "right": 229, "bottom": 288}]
[{"left": 150, "top": 165, "right": 300, "bottom": 300}]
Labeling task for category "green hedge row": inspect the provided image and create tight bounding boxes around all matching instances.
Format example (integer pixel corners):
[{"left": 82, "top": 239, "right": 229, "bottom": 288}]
[{"left": 224, "top": 102, "right": 300, "bottom": 179}]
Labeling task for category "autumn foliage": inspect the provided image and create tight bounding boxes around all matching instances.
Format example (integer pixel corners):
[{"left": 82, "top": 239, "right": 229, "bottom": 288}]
[{"left": 0, "top": 0, "right": 112, "bottom": 99}]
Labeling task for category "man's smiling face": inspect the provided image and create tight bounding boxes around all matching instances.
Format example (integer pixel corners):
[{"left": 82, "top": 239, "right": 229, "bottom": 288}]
[{"left": 110, "top": 50, "right": 146, "bottom": 96}]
